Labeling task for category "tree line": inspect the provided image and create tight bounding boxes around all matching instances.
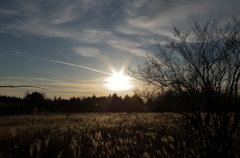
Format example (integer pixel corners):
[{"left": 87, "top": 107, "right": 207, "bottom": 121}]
[
  {"left": 1, "top": 88, "right": 240, "bottom": 115},
  {"left": 0, "top": 92, "right": 147, "bottom": 115}
]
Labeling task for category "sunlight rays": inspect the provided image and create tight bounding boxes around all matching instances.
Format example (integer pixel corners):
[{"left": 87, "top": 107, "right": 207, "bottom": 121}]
[{"left": 104, "top": 69, "right": 135, "bottom": 92}]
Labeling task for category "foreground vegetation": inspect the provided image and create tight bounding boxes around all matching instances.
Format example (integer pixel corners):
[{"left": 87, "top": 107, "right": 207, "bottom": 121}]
[{"left": 0, "top": 113, "right": 208, "bottom": 158}]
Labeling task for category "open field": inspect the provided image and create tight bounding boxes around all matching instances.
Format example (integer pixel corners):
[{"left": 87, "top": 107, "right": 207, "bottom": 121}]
[{"left": 0, "top": 113, "right": 217, "bottom": 157}]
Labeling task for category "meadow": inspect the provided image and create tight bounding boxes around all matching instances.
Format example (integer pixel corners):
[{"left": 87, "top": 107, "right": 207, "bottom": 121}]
[{"left": 0, "top": 113, "right": 207, "bottom": 158}]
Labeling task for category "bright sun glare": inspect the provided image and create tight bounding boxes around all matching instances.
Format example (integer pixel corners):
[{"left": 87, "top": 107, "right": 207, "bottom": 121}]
[{"left": 104, "top": 70, "right": 135, "bottom": 92}]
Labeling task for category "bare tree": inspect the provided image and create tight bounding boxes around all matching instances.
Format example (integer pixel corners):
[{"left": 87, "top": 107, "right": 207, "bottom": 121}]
[{"left": 130, "top": 16, "right": 240, "bottom": 157}]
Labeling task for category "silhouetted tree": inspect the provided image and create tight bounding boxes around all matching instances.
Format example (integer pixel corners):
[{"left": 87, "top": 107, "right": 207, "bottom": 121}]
[
  {"left": 69, "top": 97, "right": 82, "bottom": 112},
  {"left": 109, "top": 93, "right": 122, "bottom": 112},
  {"left": 130, "top": 16, "right": 240, "bottom": 157},
  {"left": 0, "top": 95, "right": 29, "bottom": 115},
  {"left": 24, "top": 92, "right": 47, "bottom": 113},
  {"left": 145, "top": 90, "right": 177, "bottom": 112},
  {"left": 123, "top": 95, "right": 131, "bottom": 112},
  {"left": 100, "top": 95, "right": 112, "bottom": 112},
  {"left": 130, "top": 94, "right": 145, "bottom": 112}
]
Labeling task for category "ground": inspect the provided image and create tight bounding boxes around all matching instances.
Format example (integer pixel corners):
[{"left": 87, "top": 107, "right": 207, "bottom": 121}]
[{"left": 0, "top": 113, "right": 213, "bottom": 157}]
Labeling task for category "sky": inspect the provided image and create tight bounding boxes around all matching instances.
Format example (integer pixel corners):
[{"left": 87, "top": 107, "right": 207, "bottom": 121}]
[{"left": 0, "top": 0, "right": 240, "bottom": 99}]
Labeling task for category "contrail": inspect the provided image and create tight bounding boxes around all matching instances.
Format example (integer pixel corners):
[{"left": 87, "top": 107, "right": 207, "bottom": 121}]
[
  {"left": 15, "top": 51, "right": 112, "bottom": 75},
  {"left": 0, "top": 85, "right": 47, "bottom": 90}
]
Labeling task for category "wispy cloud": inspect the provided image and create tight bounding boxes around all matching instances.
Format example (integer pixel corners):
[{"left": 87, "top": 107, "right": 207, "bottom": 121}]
[
  {"left": 2, "top": 1, "right": 240, "bottom": 39},
  {"left": 0, "top": 30, "right": 7, "bottom": 34},
  {"left": 107, "top": 40, "right": 149, "bottom": 57},
  {"left": 1, "top": 0, "right": 239, "bottom": 98},
  {"left": 0, "top": 76, "right": 111, "bottom": 98},
  {"left": 0, "top": 76, "right": 102, "bottom": 88},
  {"left": 1, "top": 0, "right": 240, "bottom": 59},
  {"left": 74, "top": 47, "right": 100, "bottom": 57},
  {"left": 0, "top": 0, "right": 152, "bottom": 57}
]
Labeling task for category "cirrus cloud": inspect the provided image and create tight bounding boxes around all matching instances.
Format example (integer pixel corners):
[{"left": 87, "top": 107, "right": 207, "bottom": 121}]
[{"left": 74, "top": 47, "right": 100, "bottom": 57}]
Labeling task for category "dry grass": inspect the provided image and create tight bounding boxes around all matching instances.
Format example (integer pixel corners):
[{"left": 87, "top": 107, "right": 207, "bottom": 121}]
[{"left": 0, "top": 113, "right": 218, "bottom": 157}]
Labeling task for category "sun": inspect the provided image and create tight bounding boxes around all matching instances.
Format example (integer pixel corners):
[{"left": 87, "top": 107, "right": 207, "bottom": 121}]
[{"left": 104, "top": 71, "right": 135, "bottom": 92}]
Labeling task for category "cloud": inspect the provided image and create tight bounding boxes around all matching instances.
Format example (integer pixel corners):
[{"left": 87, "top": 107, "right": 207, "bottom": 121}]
[
  {"left": 0, "top": 30, "right": 7, "bottom": 34},
  {"left": 0, "top": 75, "right": 134, "bottom": 98},
  {"left": 0, "top": 76, "right": 103, "bottom": 90},
  {"left": 50, "top": 3, "right": 80, "bottom": 24},
  {"left": 0, "top": 0, "right": 146, "bottom": 57},
  {"left": 1, "top": 0, "right": 240, "bottom": 59},
  {"left": 107, "top": 39, "right": 150, "bottom": 57},
  {"left": 2, "top": 0, "right": 240, "bottom": 98},
  {"left": 74, "top": 47, "right": 100, "bottom": 57},
  {"left": 0, "top": 76, "right": 110, "bottom": 98}
]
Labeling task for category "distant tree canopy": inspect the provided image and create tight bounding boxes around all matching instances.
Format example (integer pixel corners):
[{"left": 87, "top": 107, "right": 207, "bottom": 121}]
[
  {"left": 24, "top": 92, "right": 47, "bottom": 113},
  {"left": 0, "top": 92, "right": 145, "bottom": 115},
  {"left": 130, "top": 16, "right": 240, "bottom": 157},
  {"left": 24, "top": 92, "right": 46, "bottom": 102}
]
